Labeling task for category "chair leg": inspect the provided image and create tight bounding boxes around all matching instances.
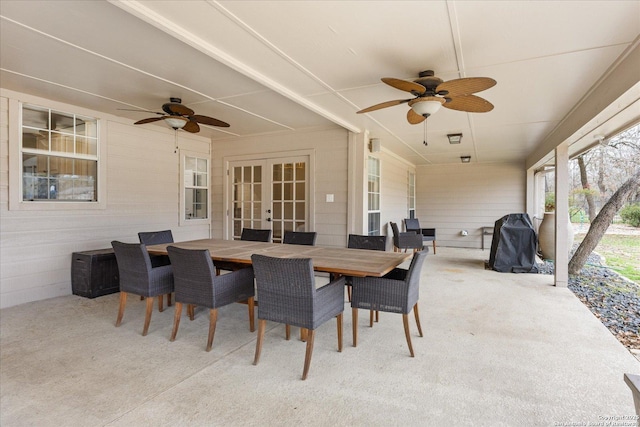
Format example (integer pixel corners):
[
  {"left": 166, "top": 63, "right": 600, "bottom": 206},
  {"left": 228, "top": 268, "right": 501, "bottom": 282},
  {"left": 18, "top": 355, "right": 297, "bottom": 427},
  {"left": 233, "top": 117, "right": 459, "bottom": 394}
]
[
  {"left": 347, "top": 286, "right": 352, "bottom": 302},
  {"left": 376, "top": 311, "right": 379, "bottom": 322},
  {"left": 300, "top": 328, "right": 308, "bottom": 342},
  {"left": 369, "top": 310, "right": 374, "bottom": 327},
  {"left": 254, "top": 319, "right": 267, "bottom": 365},
  {"left": 301, "top": 329, "right": 316, "bottom": 380},
  {"left": 142, "top": 296, "right": 154, "bottom": 336},
  {"left": 248, "top": 297, "right": 255, "bottom": 332},
  {"left": 170, "top": 302, "right": 183, "bottom": 342},
  {"left": 167, "top": 293, "right": 172, "bottom": 307},
  {"left": 337, "top": 313, "right": 343, "bottom": 352},
  {"left": 352, "top": 307, "right": 358, "bottom": 347},
  {"left": 115, "top": 292, "right": 127, "bottom": 327},
  {"left": 158, "top": 294, "right": 164, "bottom": 313},
  {"left": 188, "top": 304, "right": 195, "bottom": 320},
  {"left": 433, "top": 241, "right": 437, "bottom": 254},
  {"left": 402, "top": 314, "right": 415, "bottom": 357},
  {"left": 413, "top": 303, "right": 423, "bottom": 337},
  {"left": 206, "top": 308, "right": 218, "bottom": 352},
  {"left": 285, "top": 324, "right": 291, "bottom": 340}
]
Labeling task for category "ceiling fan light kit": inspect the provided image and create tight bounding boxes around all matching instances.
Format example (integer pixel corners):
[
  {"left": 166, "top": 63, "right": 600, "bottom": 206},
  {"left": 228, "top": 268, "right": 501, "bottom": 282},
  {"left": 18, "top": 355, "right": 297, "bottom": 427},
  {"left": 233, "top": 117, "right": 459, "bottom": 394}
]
[
  {"left": 409, "top": 97, "right": 445, "bottom": 117},
  {"left": 164, "top": 116, "right": 188, "bottom": 129}
]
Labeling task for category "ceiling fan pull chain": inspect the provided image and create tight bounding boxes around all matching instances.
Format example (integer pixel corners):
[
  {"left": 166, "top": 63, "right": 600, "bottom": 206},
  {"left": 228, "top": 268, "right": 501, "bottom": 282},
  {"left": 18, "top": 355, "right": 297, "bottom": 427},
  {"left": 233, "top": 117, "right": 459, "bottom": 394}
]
[{"left": 423, "top": 120, "right": 428, "bottom": 146}]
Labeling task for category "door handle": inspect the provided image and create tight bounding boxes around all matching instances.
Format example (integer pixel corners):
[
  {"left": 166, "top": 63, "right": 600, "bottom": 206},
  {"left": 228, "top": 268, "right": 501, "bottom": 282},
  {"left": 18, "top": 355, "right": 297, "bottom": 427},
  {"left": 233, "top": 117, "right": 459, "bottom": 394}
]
[{"left": 266, "top": 218, "right": 272, "bottom": 222}]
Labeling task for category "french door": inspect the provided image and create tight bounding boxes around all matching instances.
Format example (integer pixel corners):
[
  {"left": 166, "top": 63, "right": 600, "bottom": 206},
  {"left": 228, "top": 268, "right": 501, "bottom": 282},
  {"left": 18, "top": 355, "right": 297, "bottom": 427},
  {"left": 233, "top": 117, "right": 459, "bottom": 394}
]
[{"left": 228, "top": 155, "right": 310, "bottom": 243}]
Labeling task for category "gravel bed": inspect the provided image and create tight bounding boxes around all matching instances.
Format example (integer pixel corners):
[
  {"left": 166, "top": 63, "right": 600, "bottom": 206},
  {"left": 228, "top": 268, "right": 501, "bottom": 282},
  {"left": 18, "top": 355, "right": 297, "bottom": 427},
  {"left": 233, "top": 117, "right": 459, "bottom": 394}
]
[{"left": 538, "top": 248, "right": 640, "bottom": 351}]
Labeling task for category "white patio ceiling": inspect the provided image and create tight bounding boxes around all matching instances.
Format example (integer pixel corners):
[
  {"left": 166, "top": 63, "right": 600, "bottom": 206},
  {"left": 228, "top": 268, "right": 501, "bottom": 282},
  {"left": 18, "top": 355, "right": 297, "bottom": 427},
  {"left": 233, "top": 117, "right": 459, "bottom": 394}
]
[{"left": 1, "top": 0, "right": 638, "bottom": 165}]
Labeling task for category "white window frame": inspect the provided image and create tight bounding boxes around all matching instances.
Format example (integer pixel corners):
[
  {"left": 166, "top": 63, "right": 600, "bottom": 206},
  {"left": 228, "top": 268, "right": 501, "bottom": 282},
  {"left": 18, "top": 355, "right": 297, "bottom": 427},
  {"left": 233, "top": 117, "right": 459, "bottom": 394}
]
[
  {"left": 367, "top": 156, "right": 381, "bottom": 236},
  {"left": 8, "top": 97, "right": 107, "bottom": 211},
  {"left": 180, "top": 151, "right": 210, "bottom": 226},
  {"left": 408, "top": 171, "right": 416, "bottom": 219}
]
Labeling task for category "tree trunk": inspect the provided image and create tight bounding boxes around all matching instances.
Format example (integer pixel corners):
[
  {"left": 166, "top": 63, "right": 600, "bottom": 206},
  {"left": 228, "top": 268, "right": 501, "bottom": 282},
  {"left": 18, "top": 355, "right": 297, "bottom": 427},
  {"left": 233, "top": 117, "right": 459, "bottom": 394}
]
[
  {"left": 569, "top": 169, "right": 640, "bottom": 274},
  {"left": 577, "top": 155, "right": 597, "bottom": 222}
]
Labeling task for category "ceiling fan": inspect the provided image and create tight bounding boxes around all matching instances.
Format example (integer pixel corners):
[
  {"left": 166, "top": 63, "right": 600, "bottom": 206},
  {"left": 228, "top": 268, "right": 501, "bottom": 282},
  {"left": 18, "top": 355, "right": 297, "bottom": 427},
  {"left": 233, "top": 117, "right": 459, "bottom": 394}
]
[
  {"left": 122, "top": 98, "right": 230, "bottom": 133},
  {"left": 357, "top": 70, "right": 496, "bottom": 125}
]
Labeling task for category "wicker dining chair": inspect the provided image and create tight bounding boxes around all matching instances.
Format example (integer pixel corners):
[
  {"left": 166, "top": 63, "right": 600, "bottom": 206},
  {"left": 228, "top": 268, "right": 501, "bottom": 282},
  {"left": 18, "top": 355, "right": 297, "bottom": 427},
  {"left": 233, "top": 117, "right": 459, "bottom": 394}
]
[
  {"left": 404, "top": 218, "right": 437, "bottom": 254},
  {"left": 283, "top": 231, "right": 317, "bottom": 246},
  {"left": 250, "top": 254, "right": 345, "bottom": 380},
  {"left": 240, "top": 228, "right": 272, "bottom": 242},
  {"left": 111, "top": 241, "right": 174, "bottom": 336},
  {"left": 215, "top": 228, "right": 273, "bottom": 275},
  {"left": 351, "top": 251, "right": 428, "bottom": 357},
  {"left": 347, "top": 234, "right": 387, "bottom": 252},
  {"left": 167, "top": 246, "right": 256, "bottom": 351},
  {"left": 346, "top": 234, "right": 387, "bottom": 322},
  {"left": 138, "top": 229, "right": 174, "bottom": 305},
  {"left": 390, "top": 221, "right": 423, "bottom": 253}
]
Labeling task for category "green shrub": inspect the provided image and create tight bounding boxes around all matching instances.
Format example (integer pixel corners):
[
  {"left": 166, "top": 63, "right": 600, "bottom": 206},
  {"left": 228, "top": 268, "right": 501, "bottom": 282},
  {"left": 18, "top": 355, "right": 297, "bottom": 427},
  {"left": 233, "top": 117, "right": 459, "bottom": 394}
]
[
  {"left": 620, "top": 203, "right": 640, "bottom": 227},
  {"left": 544, "top": 193, "right": 555, "bottom": 212}
]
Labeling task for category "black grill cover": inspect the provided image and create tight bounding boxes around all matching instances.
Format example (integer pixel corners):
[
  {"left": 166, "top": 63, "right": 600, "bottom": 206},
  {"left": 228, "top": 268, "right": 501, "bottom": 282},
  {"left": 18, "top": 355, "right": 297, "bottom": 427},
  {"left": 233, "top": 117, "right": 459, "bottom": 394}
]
[{"left": 488, "top": 213, "right": 538, "bottom": 273}]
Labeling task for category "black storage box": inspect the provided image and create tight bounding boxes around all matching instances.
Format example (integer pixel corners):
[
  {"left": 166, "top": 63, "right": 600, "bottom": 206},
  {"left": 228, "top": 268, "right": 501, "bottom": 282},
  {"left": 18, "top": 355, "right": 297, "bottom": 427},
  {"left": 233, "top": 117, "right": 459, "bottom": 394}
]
[{"left": 71, "top": 249, "right": 120, "bottom": 298}]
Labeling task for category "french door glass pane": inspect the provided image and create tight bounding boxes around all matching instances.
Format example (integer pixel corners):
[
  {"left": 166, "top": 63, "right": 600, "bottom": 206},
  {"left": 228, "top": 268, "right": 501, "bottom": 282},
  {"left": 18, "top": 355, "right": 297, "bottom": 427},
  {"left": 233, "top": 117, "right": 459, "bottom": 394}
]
[{"left": 270, "top": 160, "right": 307, "bottom": 243}]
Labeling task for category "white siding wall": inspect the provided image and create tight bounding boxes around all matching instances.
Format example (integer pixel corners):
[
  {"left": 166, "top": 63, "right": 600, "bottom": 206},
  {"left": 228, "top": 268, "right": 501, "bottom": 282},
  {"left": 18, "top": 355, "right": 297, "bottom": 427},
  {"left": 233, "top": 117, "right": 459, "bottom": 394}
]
[
  {"left": 0, "top": 91, "right": 211, "bottom": 308},
  {"left": 416, "top": 162, "right": 526, "bottom": 249},
  {"left": 211, "top": 127, "right": 349, "bottom": 247}
]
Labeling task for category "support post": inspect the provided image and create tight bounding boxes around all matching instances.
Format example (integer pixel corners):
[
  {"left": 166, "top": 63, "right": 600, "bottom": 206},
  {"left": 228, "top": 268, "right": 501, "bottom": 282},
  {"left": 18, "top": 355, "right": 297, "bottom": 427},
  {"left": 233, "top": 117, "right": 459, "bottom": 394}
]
[{"left": 554, "top": 143, "right": 569, "bottom": 287}]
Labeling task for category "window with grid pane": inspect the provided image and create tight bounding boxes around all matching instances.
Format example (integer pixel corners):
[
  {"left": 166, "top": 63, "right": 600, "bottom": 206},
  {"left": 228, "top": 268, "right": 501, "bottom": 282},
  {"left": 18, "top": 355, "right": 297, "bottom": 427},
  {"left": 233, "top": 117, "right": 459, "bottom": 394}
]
[
  {"left": 184, "top": 156, "right": 208, "bottom": 220},
  {"left": 21, "top": 104, "right": 98, "bottom": 201},
  {"left": 367, "top": 156, "right": 381, "bottom": 236},
  {"left": 408, "top": 171, "right": 416, "bottom": 219}
]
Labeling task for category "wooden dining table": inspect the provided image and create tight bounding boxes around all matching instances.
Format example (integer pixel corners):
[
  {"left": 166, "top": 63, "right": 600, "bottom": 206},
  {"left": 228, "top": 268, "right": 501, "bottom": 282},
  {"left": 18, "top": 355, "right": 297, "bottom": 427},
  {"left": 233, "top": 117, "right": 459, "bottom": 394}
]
[{"left": 146, "top": 238, "right": 411, "bottom": 277}]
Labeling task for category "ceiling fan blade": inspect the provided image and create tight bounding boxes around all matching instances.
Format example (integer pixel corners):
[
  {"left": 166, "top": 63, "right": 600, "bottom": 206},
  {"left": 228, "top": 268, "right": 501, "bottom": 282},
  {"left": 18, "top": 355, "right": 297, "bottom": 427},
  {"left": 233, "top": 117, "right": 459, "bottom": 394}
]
[
  {"left": 182, "top": 120, "right": 200, "bottom": 133},
  {"left": 436, "top": 77, "right": 496, "bottom": 97},
  {"left": 357, "top": 99, "right": 411, "bottom": 114},
  {"left": 382, "top": 78, "right": 427, "bottom": 95},
  {"left": 443, "top": 95, "right": 494, "bottom": 113},
  {"left": 134, "top": 117, "right": 165, "bottom": 125},
  {"left": 407, "top": 108, "right": 426, "bottom": 125},
  {"left": 191, "top": 114, "right": 230, "bottom": 128},
  {"left": 162, "top": 102, "right": 194, "bottom": 116}
]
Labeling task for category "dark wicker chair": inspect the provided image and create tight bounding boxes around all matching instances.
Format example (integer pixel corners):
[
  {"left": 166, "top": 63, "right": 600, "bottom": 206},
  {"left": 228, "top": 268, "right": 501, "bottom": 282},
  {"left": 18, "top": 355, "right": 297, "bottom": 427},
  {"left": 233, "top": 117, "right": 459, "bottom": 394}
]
[
  {"left": 348, "top": 234, "right": 386, "bottom": 251},
  {"left": 138, "top": 230, "right": 174, "bottom": 246},
  {"left": 138, "top": 229, "right": 174, "bottom": 305},
  {"left": 404, "top": 218, "right": 437, "bottom": 254},
  {"left": 111, "top": 241, "right": 174, "bottom": 336},
  {"left": 346, "top": 234, "right": 387, "bottom": 322},
  {"left": 390, "top": 221, "right": 423, "bottom": 253},
  {"left": 251, "top": 254, "right": 345, "bottom": 380},
  {"left": 283, "top": 231, "right": 317, "bottom": 246},
  {"left": 215, "top": 228, "right": 272, "bottom": 275},
  {"left": 351, "top": 251, "right": 428, "bottom": 357},
  {"left": 166, "top": 246, "right": 256, "bottom": 351},
  {"left": 240, "top": 228, "right": 272, "bottom": 242}
]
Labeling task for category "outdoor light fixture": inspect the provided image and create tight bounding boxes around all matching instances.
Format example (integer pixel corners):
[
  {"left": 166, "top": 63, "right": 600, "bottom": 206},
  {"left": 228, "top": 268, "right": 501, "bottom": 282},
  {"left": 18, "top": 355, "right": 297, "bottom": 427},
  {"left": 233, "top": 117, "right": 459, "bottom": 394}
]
[
  {"left": 460, "top": 155, "right": 471, "bottom": 163},
  {"left": 447, "top": 133, "right": 463, "bottom": 144},
  {"left": 164, "top": 116, "right": 188, "bottom": 130}
]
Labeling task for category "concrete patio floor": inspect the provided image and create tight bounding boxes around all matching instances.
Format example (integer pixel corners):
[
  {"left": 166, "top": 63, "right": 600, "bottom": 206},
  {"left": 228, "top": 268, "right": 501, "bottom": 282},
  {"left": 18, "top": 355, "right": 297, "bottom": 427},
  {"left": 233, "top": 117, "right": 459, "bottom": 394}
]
[{"left": 1, "top": 247, "right": 638, "bottom": 426}]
